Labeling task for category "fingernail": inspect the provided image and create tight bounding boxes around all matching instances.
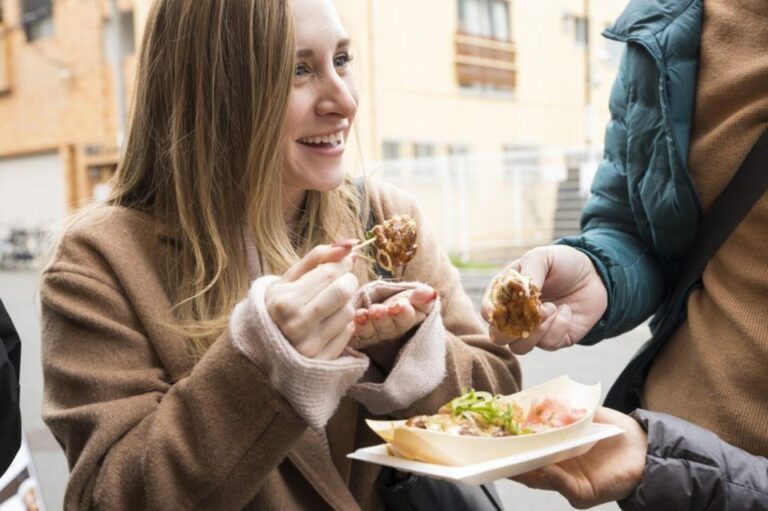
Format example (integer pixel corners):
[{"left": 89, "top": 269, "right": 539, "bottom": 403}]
[
  {"left": 332, "top": 238, "right": 359, "bottom": 249},
  {"left": 560, "top": 304, "right": 571, "bottom": 316},
  {"left": 354, "top": 312, "right": 369, "bottom": 325},
  {"left": 388, "top": 303, "right": 403, "bottom": 316},
  {"left": 543, "top": 302, "right": 557, "bottom": 315}
]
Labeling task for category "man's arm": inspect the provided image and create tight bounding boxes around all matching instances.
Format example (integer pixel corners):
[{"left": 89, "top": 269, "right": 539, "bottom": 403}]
[{"left": 557, "top": 48, "right": 668, "bottom": 344}]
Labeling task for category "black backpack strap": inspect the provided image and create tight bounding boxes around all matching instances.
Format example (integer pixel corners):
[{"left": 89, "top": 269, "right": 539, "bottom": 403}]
[{"left": 605, "top": 126, "right": 768, "bottom": 412}]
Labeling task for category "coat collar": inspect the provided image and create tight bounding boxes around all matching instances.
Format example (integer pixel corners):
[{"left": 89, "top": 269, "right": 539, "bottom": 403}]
[{"left": 603, "top": 0, "right": 701, "bottom": 41}]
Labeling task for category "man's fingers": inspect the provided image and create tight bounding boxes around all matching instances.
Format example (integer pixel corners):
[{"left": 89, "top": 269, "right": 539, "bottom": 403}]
[
  {"left": 517, "top": 248, "right": 550, "bottom": 290},
  {"left": 481, "top": 260, "right": 520, "bottom": 323},
  {"left": 537, "top": 304, "right": 574, "bottom": 351},
  {"left": 511, "top": 469, "right": 553, "bottom": 491},
  {"left": 481, "top": 290, "right": 494, "bottom": 323},
  {"left": 511, "top": 301, "right": 557, "bottom": 348},
  {"left": 282, "top": 241, "right": 356, "bottom": 282},
  {"left": 504, "top": 332, "right": 540, "bottom": 354}
]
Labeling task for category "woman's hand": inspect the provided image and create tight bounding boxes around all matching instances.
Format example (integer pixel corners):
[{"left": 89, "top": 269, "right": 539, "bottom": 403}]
[
  {"left": 352, "top": 285, "right": 437, "bottom": 345},
  {"left": 265, "top": 241, "right": 359, "bottom": 360},
  {"left": 481, "top": 245, "right": 608, "bottom": 354},
  {"left": 512, "top": 407, "right": 647, "bottom": 508}
]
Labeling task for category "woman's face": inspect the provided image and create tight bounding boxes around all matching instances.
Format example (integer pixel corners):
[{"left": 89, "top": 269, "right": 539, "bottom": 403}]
[{"left": 283, "top": 0, "right": 358, "bottom": 201}]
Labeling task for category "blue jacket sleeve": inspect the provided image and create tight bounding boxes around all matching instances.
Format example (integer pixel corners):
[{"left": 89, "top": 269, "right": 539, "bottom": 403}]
[
  {"left": 620, "top": 409, "right": 768, "bottom": 510},
  {"left": 556, "top": 48, "right": 667, "bottom": 344}
]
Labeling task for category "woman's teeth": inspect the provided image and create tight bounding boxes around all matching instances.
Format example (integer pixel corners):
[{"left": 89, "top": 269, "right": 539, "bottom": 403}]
[{"left": 298, "top": 131, "right": 344, "bottom": 146}]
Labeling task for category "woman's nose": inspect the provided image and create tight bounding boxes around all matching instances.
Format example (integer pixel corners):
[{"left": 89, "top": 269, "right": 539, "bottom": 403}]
[{"left": 316, "top": 73, "right": 357, "bottom": 118}]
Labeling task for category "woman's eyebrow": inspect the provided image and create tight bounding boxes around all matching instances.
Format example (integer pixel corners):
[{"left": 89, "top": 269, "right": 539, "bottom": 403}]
[{"left": 296, "top": 39, "right": 351, "bottom": 58}]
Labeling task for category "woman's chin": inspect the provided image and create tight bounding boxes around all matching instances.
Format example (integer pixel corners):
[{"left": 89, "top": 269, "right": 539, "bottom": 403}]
[{"left": 311, "top": 170, "right": 348, "bottom": 192}]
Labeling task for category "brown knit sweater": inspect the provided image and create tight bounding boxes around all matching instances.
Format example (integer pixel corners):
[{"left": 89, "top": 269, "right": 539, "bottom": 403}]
[{"left": 642, "top": 0, "right": 768, "bottom": 456}]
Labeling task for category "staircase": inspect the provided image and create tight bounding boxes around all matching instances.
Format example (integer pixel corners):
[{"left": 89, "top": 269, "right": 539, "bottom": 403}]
[{"left": 552, "top": 166, "right": 587, "bottom": 240}]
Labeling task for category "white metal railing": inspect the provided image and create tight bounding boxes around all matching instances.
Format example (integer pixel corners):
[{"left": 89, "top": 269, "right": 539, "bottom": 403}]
[{"left": 361, "top": 147, "right": 601, "bottom": 263}]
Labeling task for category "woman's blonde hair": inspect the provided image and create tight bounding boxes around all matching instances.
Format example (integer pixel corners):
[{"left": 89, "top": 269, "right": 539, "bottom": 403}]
[{"left": 108, "top": 0, "right": 364, "bottom": 359}]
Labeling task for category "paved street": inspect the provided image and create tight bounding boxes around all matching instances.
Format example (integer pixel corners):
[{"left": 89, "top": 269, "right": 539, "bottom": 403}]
[{"left": 2, "top": 269, "right": 648, "bottom": 510}]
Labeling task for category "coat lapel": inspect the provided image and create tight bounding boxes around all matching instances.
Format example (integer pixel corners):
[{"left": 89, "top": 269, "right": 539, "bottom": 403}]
[{"left": 288, "top": 429, "right": 361, "bottom": 511}]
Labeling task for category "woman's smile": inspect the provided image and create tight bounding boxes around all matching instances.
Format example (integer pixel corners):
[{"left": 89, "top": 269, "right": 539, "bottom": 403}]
[{"left": 296, "top": 129, "right": 346, "bottom": 156}]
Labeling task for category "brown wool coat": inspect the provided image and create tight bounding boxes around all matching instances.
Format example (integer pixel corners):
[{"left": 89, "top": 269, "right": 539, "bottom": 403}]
[{"left": 41, "top": 180, "right": 522, "bottom": 510}]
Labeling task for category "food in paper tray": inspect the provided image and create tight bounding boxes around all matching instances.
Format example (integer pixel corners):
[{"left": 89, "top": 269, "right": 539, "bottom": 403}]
[
  {"left": 489, "top": 268, "right": 543, "bottom": 338},
  {"left": 366, "top": 376, "right": 601, "bottom": 466},
  {"left": 405, "top": 390, "right": 586, "bottom": 437}
]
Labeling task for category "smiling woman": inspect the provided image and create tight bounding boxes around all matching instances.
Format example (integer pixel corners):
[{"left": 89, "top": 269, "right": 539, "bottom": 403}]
[
  {"left": 38, "top": 0, "right": 522, "bottom": 509},
  {"left": 283, "top": 2, "right": 358, "bottom": 205}
]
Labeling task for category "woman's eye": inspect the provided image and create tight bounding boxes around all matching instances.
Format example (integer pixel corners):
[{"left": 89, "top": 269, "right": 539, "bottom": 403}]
[
  {"left": 295, "top": 63, "right": 311, "bottom": 77},
  {"left": 334, "top": 53, "right": 354, "bottom": 68}
]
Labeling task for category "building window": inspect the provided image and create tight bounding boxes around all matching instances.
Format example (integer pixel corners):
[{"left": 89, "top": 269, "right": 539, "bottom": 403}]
[
  {"left": 573, "top": 16, "right": 589, "bottom": 46},
  {"left": 562, "top": 13, "right": 589, "bottom": 47},
  {"left": 21, "top": 0, "right": 54, "bottom": 42},
  {"left": 413, "top": 143, "right": 437, "bottom": 180},
  {"left": 455, "top": 0, "right": 515, "bottom": 91},
  {"left": 382, "top": 141, "right": 401, "bottom": 160},
  {"left": 413, "top": 143, "right": 436, "bottom": 159},
  {"left": 458, "top": 0, "right": 511, "bottom": 41},
  {"left": 0, "top": 5, "right": 10, "bottom": 92}
]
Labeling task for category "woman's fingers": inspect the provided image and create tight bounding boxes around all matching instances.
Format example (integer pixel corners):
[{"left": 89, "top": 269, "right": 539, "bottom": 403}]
[
  {"left": 368, "top": 304, "right": 397, "bottom": 340},
  {"left": 302, "top": 271, "right": 359, "bottom": 322},
  {"left": 315, "top": 302, "right": 356, "bottom": 345},
  {"left": 352, "top": 287, "right": 436, "bottom": 345},
  {"left": 389, "top": 299, "right": 422, "bottom": 334},
  {"left": 293, "top": 253, "right": 357, "bottom": 301},
  {"left": 315, "top": 321, "right": 356, "bottom": 361},
  {"left": 282, "top": 241, "right": 356, "bottom": 282},
  {"left": 353, "top": 309, "right": 376, "bottom": 341},
  {"left": 408, "top": 286, "right": 437, "bottom": 314}
]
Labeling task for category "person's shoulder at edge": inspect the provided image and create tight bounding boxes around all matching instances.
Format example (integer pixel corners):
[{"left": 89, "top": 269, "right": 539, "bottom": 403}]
[{"left": 44, "top": 204, "right": 166, "bottom": 275}]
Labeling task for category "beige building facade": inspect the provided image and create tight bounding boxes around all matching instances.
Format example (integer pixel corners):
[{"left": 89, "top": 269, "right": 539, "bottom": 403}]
[
  {"left": 337, "top": 0, "right": 626, "bottom": 161},
  {"left": 0, "top": 0, "right": 627, "bottom": 241}
]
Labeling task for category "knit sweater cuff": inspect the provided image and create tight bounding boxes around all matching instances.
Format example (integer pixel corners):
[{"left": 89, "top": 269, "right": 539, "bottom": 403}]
[
  {"left": 229, "top": 276, "right": 370, "bottom": 430},
  {"left": 348, "top": 281, "right": 447, "bottom": 415}
]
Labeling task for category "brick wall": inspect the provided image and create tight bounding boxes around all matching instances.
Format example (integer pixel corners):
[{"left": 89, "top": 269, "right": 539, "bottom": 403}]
[{"left": 0, "top": 0, "right": 135, "bottom": 208}]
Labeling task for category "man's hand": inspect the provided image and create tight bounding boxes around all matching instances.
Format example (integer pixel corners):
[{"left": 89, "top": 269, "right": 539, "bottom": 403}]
[
  {"left": 481, "top": 245, "right": 607, "bottom": 354},
  {"left": 512, "top": 407, "right": 647, "bottom": 509}
]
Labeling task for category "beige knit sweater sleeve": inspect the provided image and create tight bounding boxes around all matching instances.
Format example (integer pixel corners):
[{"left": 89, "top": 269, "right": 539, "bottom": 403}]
[{"left": 229, "top": 274, "right": 370, "bottom": 429}]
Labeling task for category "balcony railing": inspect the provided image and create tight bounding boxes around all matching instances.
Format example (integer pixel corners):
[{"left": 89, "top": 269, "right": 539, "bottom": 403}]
[{"left": 455, "top": 32, "right": 516, "bottom": 90}]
